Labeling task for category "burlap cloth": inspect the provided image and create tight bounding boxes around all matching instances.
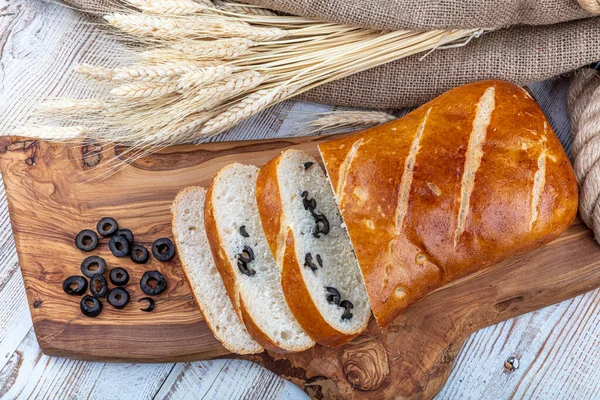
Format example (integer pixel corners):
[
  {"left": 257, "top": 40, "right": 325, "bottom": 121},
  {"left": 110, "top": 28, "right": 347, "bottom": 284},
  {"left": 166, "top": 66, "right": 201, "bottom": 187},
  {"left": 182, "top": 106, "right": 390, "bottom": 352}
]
[{"left": 68, "top": 0, "right": 600, "bottom": 108}]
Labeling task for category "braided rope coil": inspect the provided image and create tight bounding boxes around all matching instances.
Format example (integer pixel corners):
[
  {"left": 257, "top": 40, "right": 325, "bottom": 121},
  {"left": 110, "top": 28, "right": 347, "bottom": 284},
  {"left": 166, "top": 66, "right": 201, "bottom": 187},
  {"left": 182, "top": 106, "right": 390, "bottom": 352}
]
[{"left": 568, "top": 68, "right": 600, "bottom": 243}]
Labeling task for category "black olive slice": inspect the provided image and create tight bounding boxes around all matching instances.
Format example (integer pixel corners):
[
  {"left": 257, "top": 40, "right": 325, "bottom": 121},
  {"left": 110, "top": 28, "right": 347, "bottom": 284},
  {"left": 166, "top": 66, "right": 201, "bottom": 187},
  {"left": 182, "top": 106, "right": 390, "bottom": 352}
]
[
  {"left": 109, "top": 267, "right": 130, "bottom": 286},
  {"left": 152, "top": 238, "right": 175, "bottom": 262},
  {"left": 238, "top": 246, "right": 254, "bottom": 263},
  {"left": 107, "top": 287, "right": 130, "bottom": 309},
  {"left": 304, "top": 253, "right": 318, "bottom": 272},
  {"left": 115, "top": 228, "right": 134, "bottom": 243},
  {"left": 237, "top": 259, "right": 256, "bottom": 276},
  {"left": 80, "top": 256, "right": 107, "bottom": 278},
  {"left": 304, "top": 162, "right": 314, "bottom": 170},
  {"left": 109, "top": 235, "right": 130, "bottom": 257},
  {"left": 97, "top": 217, "right": 118, "bottom": 237},
  {"left": 139, "top": 297, "right": 155, "bottom": 312},
  {"left": 312, "top": 213, "right": 330, "bottom": 238},
  {"left": 239, "top": 225, "right": 249, "bottom": 238},
  {"left": 316, "top": 254, "right": 323, "bottom": 268},
  {"left": 80, "top": 295, "right": 102, "bottom": 318},
  {"left": 325, "top": 287, "right": 341, "bottom": 305},
  {"left": 340, "top": 300, "right": 354, "bottom": 320},
  {"left": 62, "top": 276, "right": 88, "bottom": 295},
  {"left": 75, "top": 229, "right": 98, "bottom": 252},
  {"left": 140, "top": 270, "right": 167, "bottom": 295},
  {"left": 130, "top": 244, "right": 149, "bottom": 264},
  {"left": 90, "top": 273, "right": 108, "bottom": 298},
  {"left": 301, "top": 191, "right": 317, "bottom": 211}
]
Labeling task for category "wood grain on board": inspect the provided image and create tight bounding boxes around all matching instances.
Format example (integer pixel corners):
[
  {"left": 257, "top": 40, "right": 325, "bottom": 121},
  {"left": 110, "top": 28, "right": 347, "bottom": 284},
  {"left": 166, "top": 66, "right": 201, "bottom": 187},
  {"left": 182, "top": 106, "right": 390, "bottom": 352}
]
[{"left": 1, "top": 135, "right": 600, "bottom": 399}]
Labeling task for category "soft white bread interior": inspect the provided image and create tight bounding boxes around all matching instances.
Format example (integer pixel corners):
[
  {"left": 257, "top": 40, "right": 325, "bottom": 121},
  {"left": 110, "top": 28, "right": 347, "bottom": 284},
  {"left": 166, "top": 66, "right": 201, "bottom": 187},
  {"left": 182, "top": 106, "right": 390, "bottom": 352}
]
[
  {"left": 257, "top": 149, "right": 371, "bottom": 347},
  {"left": 205, "top": 163, "right": 314, "bottom": 353},
  {"left": 171, "top": 186, "right": 263, "bottom": 355}
]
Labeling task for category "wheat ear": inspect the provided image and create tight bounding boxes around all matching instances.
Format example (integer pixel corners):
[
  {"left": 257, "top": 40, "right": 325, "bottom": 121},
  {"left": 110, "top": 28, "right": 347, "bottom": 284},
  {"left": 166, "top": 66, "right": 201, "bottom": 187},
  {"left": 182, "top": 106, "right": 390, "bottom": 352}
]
[
  {"left": 190, "top": 70, "right": 267, "bottom": 110},
  {"left": 75, "top": 64, "right": 114, "bottom": 81},
  {"left": 113, "top": 61, "right": 205, "bottom": 82},
  {"left": 178, "top": 65, "right": 237, "bottom": 90},
  {"left": 200, "top": 85, "right": 296, "bottom": 134},
  {"left": 110, "top": 81, "right": 179, "bottom": 98},
  {"left": 171, "top": 38, "right": 255, "bottom": 59},
  {"left": 14, "top": 126, "right": 89, "bottom": 141},
  {"left": 312, "top": 111, "right": 396, "bottom": 129},
  {"left": 37, "top": 100, "right": 105, "bottom": 115}
]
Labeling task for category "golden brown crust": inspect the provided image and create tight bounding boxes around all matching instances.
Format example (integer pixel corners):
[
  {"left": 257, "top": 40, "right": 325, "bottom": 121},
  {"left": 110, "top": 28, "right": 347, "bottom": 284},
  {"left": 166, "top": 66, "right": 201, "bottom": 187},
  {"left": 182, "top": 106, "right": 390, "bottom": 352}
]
[
  {"left": 256, "top": 155, "right": 284, "bottom": 261},
  {"left": 204, "top": 175, "right": 285, "bottom": 352},
  {"left": 256, "top": 153, "right": 358, "bottom": 347},
  {"left": 281, "top": 231, "right": 358, "bottom": 347},
  {"left": 319, "top": 80, "right": 579, "bottom": 327}
]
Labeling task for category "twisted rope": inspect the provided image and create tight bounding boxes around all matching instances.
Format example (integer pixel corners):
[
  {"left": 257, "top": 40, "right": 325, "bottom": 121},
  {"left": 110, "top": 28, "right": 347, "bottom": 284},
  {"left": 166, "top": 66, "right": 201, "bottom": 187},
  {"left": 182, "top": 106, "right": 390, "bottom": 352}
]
[
  {"left": 578, "top": 0, "right": 600, "bottom": 14},
  {"left": 568, "top": 68, "right": 600, "bottom": 243}
]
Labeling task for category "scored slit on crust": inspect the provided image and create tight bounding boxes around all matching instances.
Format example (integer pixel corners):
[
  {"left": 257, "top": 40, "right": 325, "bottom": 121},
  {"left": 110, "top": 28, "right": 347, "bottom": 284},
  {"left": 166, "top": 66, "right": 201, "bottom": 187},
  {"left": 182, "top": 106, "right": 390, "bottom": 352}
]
[{"left": 454, "top": 86, "right": 496, "bottom": 246}]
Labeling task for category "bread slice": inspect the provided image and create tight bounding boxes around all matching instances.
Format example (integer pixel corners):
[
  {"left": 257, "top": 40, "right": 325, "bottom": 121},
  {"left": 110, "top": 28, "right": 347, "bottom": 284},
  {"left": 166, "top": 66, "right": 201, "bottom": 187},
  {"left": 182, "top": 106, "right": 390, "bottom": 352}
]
[
  {"left": 171, "top": 186, "right": 263, "bottom": 355},
  {"left": 204, "top": 163, "right": 314, "bottom": 353},
  {"left": 256, "top": 149, "right": 371, "bottom": 347}
]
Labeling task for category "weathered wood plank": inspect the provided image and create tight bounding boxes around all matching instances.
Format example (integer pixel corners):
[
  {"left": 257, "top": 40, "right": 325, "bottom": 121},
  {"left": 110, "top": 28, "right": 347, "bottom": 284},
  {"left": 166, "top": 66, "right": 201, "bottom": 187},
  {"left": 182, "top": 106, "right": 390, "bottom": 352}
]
[
  {"left": 0, "top": 329, "right": 176, "bottom": 399},
  {"left": 155, "top": 360, "right": 308, "bottom": 399}
]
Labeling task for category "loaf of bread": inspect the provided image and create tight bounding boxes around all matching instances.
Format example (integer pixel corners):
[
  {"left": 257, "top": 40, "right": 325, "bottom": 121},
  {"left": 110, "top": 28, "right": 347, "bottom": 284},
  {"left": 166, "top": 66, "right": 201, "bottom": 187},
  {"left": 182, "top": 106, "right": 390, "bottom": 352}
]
[
  {"left": 204, "top": 163, "right": 315, "bottom": 352},
  {"left": 256, "top": 149, "right": 371, "bottom": 347},
  {"left": 171, "top": 187, "right": 263, "bottom": 354},
  {"left": 318, "top": 80, "right": 578, "bottom": 327}
]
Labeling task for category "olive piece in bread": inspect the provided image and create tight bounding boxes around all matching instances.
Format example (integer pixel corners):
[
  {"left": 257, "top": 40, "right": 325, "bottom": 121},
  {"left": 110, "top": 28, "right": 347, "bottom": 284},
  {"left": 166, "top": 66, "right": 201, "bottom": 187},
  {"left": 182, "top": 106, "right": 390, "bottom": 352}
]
[
  {"left": 75, "top": 229, "right": 98, "bottom": 252},
  {"left": 97, "top": 217, "right": 118, "bottom": 237}
]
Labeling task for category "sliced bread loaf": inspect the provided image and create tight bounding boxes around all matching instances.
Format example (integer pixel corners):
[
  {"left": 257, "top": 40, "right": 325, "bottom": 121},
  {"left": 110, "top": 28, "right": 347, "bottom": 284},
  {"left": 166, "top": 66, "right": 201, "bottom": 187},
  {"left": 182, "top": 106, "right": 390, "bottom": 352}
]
[
  {"left": 171, "top": 186, "right": 263, "bottom": 355},
  {"left": 256, "top": 149, "right": 371, "bottom": 347},
  {"left": 204, "top": 163, "right": 314, "bottom": 353}
]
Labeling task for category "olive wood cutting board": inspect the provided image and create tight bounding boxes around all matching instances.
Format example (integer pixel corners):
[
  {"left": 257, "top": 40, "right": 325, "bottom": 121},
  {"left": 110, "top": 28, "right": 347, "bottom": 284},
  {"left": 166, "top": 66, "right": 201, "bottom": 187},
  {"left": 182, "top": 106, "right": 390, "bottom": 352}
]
[{"left": 0, "top": 135, "right": 599, "bottom": 400}]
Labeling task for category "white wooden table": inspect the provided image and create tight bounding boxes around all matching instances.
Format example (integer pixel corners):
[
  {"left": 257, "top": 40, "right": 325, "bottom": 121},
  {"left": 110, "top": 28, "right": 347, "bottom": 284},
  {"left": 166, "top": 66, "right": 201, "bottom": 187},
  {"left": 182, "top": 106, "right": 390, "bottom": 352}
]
[{"left": 0, "top": 1, "right": 597, "bottom": 398}]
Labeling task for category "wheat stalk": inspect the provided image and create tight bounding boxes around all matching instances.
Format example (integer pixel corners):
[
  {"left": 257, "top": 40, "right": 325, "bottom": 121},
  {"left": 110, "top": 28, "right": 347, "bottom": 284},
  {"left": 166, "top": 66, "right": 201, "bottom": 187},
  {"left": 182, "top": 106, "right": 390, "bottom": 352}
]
[
  {"left": 14, "top": 126, "right": 89, "bottom": 141},
  {"left": 312, "top": 111, "right": 396, "bottom": 129},
  {"left": 113, "top": 61, "right": 204, "bottom": 82},
  {"left": 37, "top": 99, "right": 105, "bottom": 115},
  {"left": 178, "top": 65, "right": 237, "bottom": 90},
  {"left": 110, "top": 81, "right": 179, "bottom": 98},
  {"left": 190, "top": 70, "right": 267, "bottom": 109},
  {"left": 28, "top": 5, "right": 489, "bottom": 147},
  {"left": 171, "top": 38, "right": 255, "bottom": 59},
  {"left": 200, "top": 85, "right": 297, "bottom": 134},
  {"left": 75, "top": 64, "right": 114, "bottom": 81}
]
